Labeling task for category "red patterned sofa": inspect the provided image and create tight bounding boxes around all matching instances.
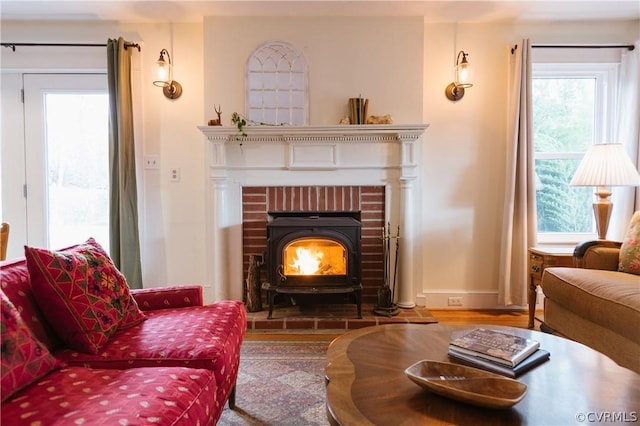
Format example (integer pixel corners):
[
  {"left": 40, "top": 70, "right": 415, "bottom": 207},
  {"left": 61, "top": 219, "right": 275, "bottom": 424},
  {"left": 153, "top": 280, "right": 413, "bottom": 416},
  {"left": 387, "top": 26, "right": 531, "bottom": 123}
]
[{"left": 1, "top": 239, "right": 247, "bottom": 424}]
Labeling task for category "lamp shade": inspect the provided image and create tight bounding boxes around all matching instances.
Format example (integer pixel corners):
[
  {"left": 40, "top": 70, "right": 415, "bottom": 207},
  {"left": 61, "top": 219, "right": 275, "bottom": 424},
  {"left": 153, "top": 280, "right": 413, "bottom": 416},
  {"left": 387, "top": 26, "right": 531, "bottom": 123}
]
[
  {"left": 455, "top": 51, "right": 472, "bottom": 88},
  {"left": 155, "top": 60, "right": 171, "bottom": 85},
  {"left": 570, "top": 143, "right": 640, "bottom": 187},
  {"left": 153, "top": 49, "right": 172, "bottom": 87}
]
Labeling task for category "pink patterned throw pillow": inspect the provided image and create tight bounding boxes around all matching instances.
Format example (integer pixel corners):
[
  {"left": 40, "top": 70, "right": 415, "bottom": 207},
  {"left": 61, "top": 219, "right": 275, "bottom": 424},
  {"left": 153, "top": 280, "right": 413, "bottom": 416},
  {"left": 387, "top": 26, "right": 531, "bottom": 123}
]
[
  {"left": 1, "top": 290, "right": 61, "bottom": 402},
  {"left": 24, "top": 238, "right": 145, "bottom": 354},
  {"left": 619, "top": 211, "right": 640, "bottom": 275}
]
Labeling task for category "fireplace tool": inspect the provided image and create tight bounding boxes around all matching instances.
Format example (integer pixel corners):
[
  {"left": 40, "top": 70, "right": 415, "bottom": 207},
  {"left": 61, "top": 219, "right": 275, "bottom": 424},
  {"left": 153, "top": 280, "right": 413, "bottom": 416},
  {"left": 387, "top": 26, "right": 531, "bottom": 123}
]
[{"left": 375, "top": 224, "right": 400, "bottom": 317}]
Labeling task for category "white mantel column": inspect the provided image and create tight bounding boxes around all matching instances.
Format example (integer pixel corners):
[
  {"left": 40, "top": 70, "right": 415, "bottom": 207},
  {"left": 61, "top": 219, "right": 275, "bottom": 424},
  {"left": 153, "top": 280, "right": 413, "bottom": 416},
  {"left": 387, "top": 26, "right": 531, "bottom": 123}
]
[
  {"left": 208, "top": 177, "right": 229, "bottom": 301},
  {"left": 204, "top": 138, "right": 242, "bottom": 303},
  {"left": 396, "top": 134, "right": 420, "bottom": 308},
  {"left": 397, "top": 177, "right": 416, "bottom": 308}
]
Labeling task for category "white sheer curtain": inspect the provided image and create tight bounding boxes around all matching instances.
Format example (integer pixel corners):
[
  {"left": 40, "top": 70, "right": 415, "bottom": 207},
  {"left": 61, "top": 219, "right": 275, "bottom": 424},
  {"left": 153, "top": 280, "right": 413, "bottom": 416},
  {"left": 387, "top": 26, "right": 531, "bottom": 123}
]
[
  {"left": 498, "top": 39, "right": 536, "bottom": 306},
  {"left": 610, "top": 40, "right": 640, "bottom": 238}
]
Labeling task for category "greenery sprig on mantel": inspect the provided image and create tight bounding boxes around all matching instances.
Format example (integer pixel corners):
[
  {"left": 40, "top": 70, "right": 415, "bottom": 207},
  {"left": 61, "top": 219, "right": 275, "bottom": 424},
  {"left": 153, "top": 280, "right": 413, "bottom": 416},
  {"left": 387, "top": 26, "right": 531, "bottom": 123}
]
[
  {"left": 231, "top": 112, "right": 248, "bottom": 142},
  {"left": 231, "top": 112, "right": 288, "bottom": 145}
]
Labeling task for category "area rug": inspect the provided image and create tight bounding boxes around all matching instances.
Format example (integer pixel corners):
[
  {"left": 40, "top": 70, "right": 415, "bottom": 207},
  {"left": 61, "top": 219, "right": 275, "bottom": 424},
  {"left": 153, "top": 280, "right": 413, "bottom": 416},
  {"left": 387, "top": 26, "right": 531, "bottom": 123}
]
[{"left": 218, "top": 339, "right": 331, "bottom": 425}]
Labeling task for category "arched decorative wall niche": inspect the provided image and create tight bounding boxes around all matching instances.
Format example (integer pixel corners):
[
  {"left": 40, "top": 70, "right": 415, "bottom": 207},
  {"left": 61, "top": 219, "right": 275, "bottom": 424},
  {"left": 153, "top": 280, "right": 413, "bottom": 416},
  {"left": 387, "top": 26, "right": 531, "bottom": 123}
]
[{"left": 246, "top": 41, "right": 309, "bottom": 125}]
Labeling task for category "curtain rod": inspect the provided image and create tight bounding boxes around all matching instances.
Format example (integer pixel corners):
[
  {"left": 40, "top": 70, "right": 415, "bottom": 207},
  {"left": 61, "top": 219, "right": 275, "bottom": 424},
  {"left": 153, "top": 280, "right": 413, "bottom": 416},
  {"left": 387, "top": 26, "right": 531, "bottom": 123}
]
[
  {"left": 1, "top": 42, "right": 141, "bottom": 52},
  {"left": 532, "top": 44, "right": 634, "bottom": 51}
]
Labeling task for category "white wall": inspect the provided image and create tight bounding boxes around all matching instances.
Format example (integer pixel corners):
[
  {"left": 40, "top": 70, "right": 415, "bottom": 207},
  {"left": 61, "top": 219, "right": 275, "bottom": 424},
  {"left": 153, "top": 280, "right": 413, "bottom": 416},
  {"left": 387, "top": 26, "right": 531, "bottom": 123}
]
[
  {"left": 420, "top": 22, "right": 511, "bottom": 307},
  {"left": 203, "top": 16, "right": 424, "bottom": 124},
  {"left": 2, "top": 16, "right": 638, "bottom": 307},
  {"left": 136, "top": 23, "right": 206, "bottom": 290}
]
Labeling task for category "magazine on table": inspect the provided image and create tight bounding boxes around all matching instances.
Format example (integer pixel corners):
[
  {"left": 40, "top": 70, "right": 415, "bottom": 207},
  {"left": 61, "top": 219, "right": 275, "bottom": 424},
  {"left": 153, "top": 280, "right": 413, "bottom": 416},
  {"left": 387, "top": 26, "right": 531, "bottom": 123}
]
[
  {"left": 448, "top": 348, "right": 551, "bottom": 378},
  {"left": 448, "top": 328, "right": 540, "bottom": 367}
]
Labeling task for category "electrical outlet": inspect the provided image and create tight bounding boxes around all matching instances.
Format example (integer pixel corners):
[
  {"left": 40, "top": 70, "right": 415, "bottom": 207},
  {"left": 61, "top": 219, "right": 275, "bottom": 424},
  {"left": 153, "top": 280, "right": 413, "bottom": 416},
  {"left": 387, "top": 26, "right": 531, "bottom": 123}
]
[
  {"left": 170, "top": 167, "right": 180, "bottom": 182},
  {"left": 448, "top": 296, "right": 463, "bottom": 306},
  {"left": 144, "top": 155, "right": 160, "bottom": 170}
]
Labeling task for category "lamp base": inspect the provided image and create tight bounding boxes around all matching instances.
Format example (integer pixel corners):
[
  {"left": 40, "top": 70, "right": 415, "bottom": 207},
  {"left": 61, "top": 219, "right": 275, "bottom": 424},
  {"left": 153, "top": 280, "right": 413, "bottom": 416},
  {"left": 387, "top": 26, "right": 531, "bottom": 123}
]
[
  {"left": 445, "top": 83, "right": 465, "bottom": 101},
  {"left": 593, "top": 187, "right": 613, "bottom": 240}
]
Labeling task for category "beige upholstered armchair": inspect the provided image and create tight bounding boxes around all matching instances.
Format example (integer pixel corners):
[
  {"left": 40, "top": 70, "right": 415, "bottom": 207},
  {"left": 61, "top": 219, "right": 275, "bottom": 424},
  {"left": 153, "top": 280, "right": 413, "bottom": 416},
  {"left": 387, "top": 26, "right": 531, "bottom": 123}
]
[
  {"left": 540, "top": 211, "right": 640, "bottom": 372},
  {"left": 573, "top": 239, "right": 623, "bottom": 270}
]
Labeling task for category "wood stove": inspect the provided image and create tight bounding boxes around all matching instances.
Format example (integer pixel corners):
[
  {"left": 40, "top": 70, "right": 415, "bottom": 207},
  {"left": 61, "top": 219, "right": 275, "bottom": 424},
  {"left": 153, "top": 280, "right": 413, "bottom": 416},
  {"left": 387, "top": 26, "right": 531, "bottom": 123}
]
[{"left": 263, "top": 211, "right": 362, "bottom": 319}]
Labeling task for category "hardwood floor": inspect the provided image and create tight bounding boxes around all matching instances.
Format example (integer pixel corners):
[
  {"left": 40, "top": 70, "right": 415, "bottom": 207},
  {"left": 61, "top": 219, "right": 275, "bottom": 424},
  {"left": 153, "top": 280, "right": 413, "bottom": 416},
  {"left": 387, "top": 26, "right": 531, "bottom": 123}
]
[
  {"left": 429, "top": 309, "right": 543, "bottom": 329},
  {"left": 244, "top": 309, "right": 544, "bottom": 340}
]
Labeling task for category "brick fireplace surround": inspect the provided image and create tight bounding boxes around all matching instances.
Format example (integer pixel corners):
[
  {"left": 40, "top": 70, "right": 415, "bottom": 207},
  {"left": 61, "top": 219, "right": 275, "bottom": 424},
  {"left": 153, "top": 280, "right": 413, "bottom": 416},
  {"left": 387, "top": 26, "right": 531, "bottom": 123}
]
[
  {"left": 198, "top": 124, "right": 428, "bottom": 323},
  {"left": 242, "top": 185, "right": 385, "bottom": 304}
]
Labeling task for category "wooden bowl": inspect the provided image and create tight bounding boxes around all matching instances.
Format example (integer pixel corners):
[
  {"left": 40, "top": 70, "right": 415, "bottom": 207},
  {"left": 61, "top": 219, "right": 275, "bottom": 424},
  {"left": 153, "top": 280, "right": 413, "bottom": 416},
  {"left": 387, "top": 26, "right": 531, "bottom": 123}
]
[{"left": 405, "top": 360, "right": 528, "bottom": 409}]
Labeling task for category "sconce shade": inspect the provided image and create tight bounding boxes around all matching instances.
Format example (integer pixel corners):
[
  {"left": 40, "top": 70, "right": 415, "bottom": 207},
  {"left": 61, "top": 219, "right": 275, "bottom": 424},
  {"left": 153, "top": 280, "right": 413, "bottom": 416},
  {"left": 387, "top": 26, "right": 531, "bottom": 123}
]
[
  {"left": 153, "top": 48, "right": 183, "bottom": 99},
  {"left": 154, "top": 54, "right": 171, "bottom": 86},
  {"left": 445, "top": 50, "right": 472, "bottom": 101},
  {"left": 570, "top": 143, "right": 640, "bottom": 187},
  {"left": 455, "top": 51, "right": 472, "bottom": 88},
  {"left": 153, "top": 49, "right": 172, "bottom": 87},
  {"left": 570, "top": 143, "right": 640, "bottom": 239}
]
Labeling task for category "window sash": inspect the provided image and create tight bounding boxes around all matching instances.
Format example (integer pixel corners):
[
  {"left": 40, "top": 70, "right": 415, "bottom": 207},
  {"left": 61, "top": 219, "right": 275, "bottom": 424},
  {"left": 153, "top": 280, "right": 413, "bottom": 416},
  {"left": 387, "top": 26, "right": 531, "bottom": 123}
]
[{"left": 532, "top": 62, "right": 619, "bottom": 244}]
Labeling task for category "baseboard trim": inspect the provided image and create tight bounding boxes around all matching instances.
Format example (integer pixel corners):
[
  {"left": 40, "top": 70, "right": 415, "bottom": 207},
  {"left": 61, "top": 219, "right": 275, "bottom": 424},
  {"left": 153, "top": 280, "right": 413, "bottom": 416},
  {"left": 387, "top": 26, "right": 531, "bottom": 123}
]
[{"left": 418, "top": 290, "right": 533, "bottom": 310}]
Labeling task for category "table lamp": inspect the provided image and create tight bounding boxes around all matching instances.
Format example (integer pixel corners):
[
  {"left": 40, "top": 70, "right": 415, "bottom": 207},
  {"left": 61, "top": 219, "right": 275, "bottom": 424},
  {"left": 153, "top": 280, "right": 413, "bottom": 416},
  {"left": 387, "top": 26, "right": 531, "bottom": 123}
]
[{"left": 570, "top": 143, "right": 640, "bottom": 239}]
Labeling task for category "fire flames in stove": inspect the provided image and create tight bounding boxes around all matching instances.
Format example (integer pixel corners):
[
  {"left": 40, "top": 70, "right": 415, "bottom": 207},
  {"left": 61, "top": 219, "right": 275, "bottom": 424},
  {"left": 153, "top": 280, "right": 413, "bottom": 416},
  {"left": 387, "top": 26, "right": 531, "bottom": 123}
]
[{"left": 284, "top": 239, "right": 347, "bottom": 276}]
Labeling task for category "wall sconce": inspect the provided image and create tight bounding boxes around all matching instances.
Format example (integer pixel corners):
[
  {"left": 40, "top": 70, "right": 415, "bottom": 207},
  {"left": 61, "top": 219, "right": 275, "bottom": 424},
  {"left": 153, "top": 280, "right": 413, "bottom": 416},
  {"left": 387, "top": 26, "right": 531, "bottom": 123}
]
[
  {"left": 445, "top": 50, "right": 473, "bottom": 101},
  {"left": 153, "top": 48, "right": 182, "bottom": 99}
]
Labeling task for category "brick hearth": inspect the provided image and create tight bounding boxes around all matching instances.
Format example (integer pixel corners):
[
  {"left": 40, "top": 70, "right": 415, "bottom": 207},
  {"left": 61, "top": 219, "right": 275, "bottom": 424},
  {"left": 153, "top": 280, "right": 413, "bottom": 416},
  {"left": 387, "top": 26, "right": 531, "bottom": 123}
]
[{"left": 245, "top": 303, "right": 437, "bottom": 332}]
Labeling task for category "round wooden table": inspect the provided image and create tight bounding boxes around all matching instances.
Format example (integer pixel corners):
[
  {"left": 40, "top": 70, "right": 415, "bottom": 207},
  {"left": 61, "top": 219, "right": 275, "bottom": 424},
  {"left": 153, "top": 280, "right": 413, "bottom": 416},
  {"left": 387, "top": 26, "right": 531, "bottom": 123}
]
[{"left": 325, "top": 324, "right": 640, "bottom": 425}]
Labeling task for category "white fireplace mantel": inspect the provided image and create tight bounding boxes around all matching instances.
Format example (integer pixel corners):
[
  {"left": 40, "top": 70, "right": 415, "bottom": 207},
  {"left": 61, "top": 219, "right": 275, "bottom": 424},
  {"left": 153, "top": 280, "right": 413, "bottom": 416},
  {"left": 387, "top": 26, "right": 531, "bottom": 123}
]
[
  {"left": 198, "top": 124, "right": 428, "bottom": 307},
  {"left": 198, "top": 124, "right": 427, "bottom": 173},
  {"left": 198, "top": 124, "right": 427, "bottom": 139}
]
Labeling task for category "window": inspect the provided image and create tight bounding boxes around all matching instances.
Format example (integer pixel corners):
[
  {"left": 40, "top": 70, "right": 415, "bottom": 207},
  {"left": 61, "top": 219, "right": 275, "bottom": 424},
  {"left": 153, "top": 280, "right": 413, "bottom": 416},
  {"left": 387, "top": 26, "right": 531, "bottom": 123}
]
[
  {"left": 532, "top": 62, "right": 618, "bottom": 244},
  {"left": 246, "top": 41, "right": 308, "bottom": 125},
  {"left": 45, "top": 92, "right": 110, "bottom": 250}
]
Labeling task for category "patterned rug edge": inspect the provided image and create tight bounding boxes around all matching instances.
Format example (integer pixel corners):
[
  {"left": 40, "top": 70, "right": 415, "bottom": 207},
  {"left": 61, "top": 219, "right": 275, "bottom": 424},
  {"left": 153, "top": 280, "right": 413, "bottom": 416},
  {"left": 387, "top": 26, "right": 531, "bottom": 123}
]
[{"left": 219, "top": 339, "right": 329, "bottom": 425}]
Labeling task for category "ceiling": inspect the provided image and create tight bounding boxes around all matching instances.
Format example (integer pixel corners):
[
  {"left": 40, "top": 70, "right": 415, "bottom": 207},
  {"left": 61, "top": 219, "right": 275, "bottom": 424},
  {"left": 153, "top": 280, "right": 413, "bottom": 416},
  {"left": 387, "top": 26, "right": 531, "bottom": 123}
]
[{"left": 1, "top": 0, "right": 639, "bottom": 23}]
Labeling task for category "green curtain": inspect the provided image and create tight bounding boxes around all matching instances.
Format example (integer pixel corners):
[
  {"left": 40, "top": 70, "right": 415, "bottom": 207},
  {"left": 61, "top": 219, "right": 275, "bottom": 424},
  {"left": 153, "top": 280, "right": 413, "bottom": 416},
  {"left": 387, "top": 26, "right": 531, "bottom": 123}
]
[{"left": 107, "top": 37, "right": 142, "bottom": 289}]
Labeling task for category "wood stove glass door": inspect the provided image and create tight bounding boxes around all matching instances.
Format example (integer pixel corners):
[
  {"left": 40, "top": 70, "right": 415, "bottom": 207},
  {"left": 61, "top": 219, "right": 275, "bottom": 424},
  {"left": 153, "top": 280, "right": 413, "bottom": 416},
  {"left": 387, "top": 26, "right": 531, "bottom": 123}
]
[{"left": 283, "top": 238, "right": 347, "bottom": 276}]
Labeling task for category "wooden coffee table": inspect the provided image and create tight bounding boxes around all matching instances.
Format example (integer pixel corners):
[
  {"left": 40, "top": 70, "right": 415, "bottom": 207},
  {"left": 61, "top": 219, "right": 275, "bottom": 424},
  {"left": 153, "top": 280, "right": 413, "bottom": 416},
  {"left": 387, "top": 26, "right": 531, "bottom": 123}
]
[{"left": 325, "top": 324, "right": 640, "bottom": 425}]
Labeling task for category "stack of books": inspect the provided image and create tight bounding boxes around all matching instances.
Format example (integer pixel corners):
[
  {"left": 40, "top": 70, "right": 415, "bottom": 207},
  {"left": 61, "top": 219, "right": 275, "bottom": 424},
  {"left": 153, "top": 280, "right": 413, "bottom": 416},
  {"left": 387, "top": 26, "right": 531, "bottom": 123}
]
[
  {"left": 348, "top": 97, "right": 369, "bottom": 124},
  {"left": 448, "top": 328, "right": 550, "bottom": 378}
]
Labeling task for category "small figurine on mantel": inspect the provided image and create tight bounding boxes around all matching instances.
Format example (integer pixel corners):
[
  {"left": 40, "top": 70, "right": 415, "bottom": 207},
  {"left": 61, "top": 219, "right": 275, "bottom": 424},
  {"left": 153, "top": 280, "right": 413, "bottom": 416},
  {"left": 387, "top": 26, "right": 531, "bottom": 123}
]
[
  {"left": 338, "top": 113, "right": 394, "bottom": 125},
  {"left": 208, "top": 105, "right": 222, "bottom": 126},
  {"left": 366, "top": 114, "right": 393, "bottom": 124}
]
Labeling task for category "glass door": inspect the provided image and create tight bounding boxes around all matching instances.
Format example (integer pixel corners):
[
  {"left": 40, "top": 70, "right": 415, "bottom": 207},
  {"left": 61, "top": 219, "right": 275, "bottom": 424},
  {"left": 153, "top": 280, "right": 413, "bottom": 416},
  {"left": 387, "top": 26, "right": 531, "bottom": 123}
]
[{"left": 23, "top": 73, "right": 109, "bottom": 250}]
